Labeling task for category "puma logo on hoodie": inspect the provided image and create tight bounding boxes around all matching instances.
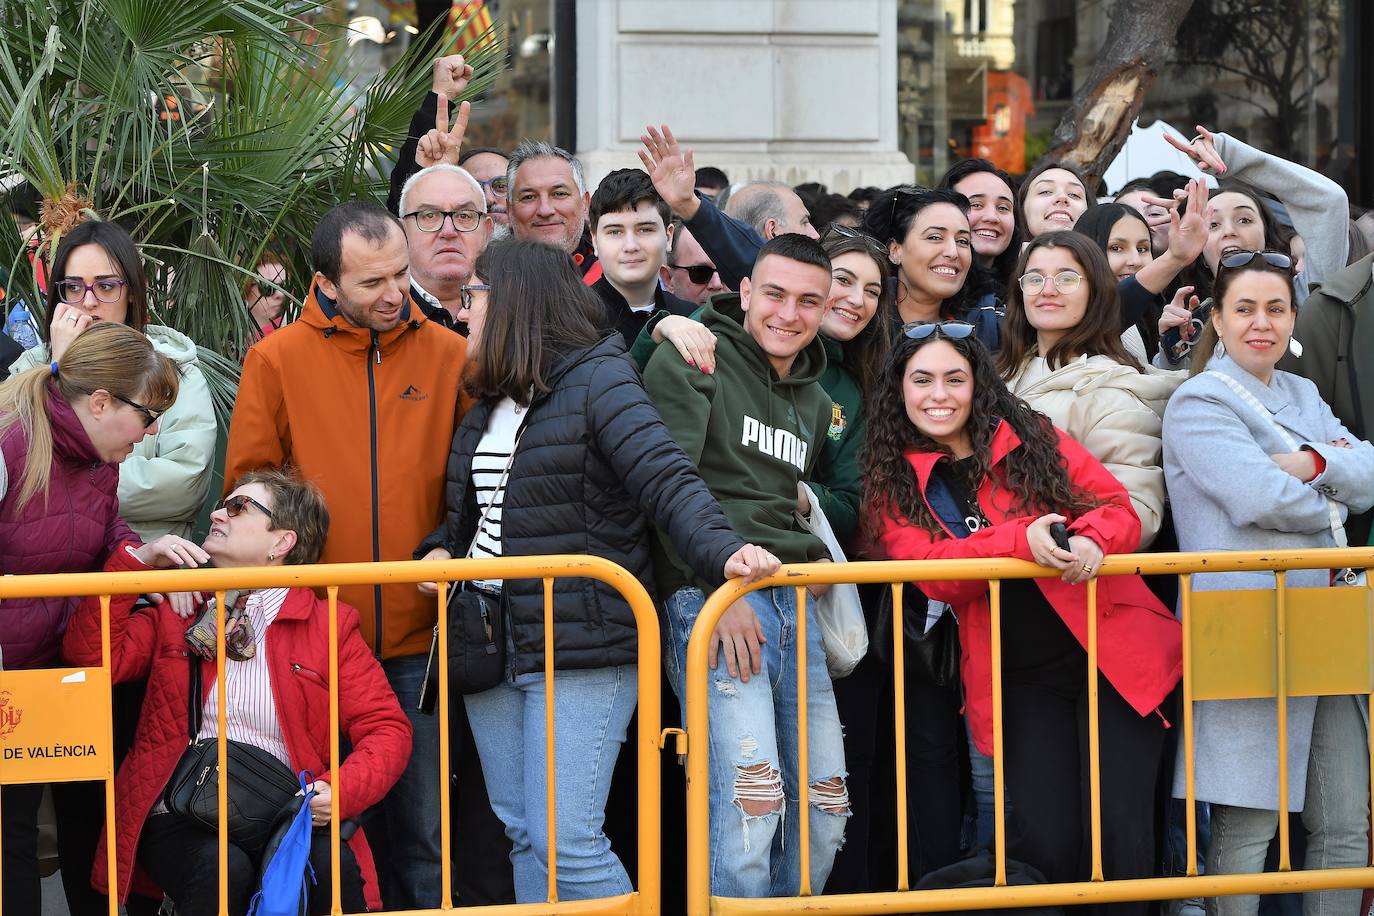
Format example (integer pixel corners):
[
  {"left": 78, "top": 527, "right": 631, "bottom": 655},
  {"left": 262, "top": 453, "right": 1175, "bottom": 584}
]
[{"left": 740, "top": 415, "right": 809, "bottom": 471}]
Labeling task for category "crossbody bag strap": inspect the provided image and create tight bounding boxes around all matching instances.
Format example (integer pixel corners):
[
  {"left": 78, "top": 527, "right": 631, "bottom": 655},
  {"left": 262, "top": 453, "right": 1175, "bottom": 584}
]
[
  {"left": 186, "top": 645, "right": 202, "bottom": 744},
  {"left": 1206, "top": 370, "right": 1347, "bottom": 548}
]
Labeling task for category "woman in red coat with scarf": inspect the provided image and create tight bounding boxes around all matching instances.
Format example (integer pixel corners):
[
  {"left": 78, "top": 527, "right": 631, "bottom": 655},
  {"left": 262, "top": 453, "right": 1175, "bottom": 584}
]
[
  {"left": 64, "top": 469, "right": 411, "bottom": 915},
  {"left": 864, "top": 321, "right": 1180, "bottom": 912}
]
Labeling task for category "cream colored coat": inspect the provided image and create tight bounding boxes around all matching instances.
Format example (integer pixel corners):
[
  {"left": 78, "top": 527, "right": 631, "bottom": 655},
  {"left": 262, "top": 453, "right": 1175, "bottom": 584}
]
[{"left": 1007, "top": 354, "right": 1186, "bottom": 548}]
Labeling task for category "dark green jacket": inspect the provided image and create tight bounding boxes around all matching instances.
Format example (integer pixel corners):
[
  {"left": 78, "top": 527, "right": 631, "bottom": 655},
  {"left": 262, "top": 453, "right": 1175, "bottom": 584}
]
[
  {"left": 642, "top": 294, "right": 833, "bottom": 594},
  {"left": 633, "top": 306, "right": 864, "bottom": 546}
]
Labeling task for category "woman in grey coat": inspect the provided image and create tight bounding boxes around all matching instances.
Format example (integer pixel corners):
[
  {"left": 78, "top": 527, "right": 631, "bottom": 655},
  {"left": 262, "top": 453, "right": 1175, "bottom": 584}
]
[{"left": 1163, "top": 250, "right": 1374, "bottom": 916}]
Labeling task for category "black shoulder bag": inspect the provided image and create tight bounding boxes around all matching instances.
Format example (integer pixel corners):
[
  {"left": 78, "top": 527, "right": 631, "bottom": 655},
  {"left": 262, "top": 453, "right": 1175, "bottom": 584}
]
[{"left": 162, "top": 650, "right": 301, "bottom": 853}]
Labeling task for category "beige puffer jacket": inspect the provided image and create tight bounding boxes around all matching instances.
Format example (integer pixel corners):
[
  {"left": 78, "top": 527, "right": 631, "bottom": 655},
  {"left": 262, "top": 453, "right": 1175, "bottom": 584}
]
[{"left": 1008, "top": 354, "right": 1186, "bottom": 548}]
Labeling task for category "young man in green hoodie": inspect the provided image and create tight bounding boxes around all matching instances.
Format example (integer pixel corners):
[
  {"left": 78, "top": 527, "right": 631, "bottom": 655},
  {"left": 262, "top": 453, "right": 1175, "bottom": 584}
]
[{"left": 643, "top": 233, "right": 849, "bottom": 898}]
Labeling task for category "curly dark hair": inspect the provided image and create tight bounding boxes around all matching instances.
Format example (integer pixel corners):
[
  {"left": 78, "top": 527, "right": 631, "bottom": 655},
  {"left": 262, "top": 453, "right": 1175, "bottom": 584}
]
[{"left": 861, "top": 329, "right": 1099, "bottom": 537}]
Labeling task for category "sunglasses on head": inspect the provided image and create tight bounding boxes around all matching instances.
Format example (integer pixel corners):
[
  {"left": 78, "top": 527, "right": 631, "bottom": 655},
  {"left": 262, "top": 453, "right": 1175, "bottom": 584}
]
[
  {"left": 668, "top": 263, "right": 718, "bottom": 285},
  {"left": 822, "top": 223, "right": 887, "bottom": 257},
  {"left": 902, "top": 320, "right": 976, "bottom": 341},
  {"left": 217, "top": 493, "right": 276, "bottom": 527},
  {"left": 1218, "top": 249, "right": 1294, "bottom": 272}
]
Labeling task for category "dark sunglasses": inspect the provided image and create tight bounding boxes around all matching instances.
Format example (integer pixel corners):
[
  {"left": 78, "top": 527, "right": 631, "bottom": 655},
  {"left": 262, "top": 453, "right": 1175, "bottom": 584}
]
[
  {"left": 902, "top": 320, "right": 976, "bottom": 341},
  {"left": 112, "top": 393, "right": 164, "bottom": 428},
  {"left": 668, "top": 264, "right": 718, "bottom": 285},
  {"left": 1218, "top": 249, "right": 1294, "bottom": 273},
  {"left": 217, "top": 493, "right": 276, "bottom": 526}
]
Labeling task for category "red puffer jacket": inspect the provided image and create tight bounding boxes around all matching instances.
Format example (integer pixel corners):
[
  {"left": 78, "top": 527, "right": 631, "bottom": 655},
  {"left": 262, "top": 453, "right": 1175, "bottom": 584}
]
[
  {"left": 878, "top": 420, "right": 1182, "bottom": 755},
  {"left": 62, "top": 546, "right": 412, "bottom": 910}
]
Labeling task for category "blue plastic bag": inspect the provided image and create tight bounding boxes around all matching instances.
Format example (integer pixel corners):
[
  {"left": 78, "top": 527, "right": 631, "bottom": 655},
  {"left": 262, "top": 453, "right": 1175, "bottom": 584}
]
[{"left": 248, "top": 771, "right": 317, "bottom": 916}]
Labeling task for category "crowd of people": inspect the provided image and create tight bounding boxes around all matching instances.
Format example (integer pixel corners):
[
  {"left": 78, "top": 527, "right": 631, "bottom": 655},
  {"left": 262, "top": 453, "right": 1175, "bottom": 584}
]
[{"left": 2, "top": 51, "right": 1373, "bottom": 916}]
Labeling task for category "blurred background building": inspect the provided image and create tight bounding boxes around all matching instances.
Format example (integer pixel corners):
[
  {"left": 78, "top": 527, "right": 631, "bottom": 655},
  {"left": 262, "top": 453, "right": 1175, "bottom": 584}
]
[{"left": 344, "top": 0, "right": 1372, "bottom": 201}]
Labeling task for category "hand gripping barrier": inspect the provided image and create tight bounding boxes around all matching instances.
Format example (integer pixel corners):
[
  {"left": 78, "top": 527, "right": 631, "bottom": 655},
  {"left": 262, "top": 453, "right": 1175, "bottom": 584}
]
[
  {"left": 683, "top": 548, "right": 1374, "bottom": 916},
  {"left": 0, "top": 556, "right": 663, "bottom": 916}
]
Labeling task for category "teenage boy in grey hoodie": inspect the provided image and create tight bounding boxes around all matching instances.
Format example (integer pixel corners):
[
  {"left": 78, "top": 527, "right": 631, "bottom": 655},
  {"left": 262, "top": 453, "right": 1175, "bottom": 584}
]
[{"left": 643, "top": 234, "right": 849, "bottom": 898}]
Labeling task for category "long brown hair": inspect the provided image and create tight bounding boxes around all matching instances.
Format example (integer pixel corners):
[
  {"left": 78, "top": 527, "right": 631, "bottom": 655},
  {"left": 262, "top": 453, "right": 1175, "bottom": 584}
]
[
  {"left": 997, "top": 231, "right": 1144, "bottom": 377},
  {"left": 862, "top": 330, "right": 1097, "bottom": 537},
  {"left": 0, "top": 322, "right": 178, "bottom": 508},
  {"left": 820, "top": 229, "right": 893, "bottom": 400},
  {"left": 462, "top": 239, "right": 605, "bottom": 405}
]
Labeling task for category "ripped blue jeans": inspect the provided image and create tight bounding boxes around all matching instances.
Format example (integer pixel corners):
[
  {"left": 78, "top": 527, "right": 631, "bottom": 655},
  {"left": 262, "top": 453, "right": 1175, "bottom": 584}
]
[{"left": 664, "top": 586, "right": 849, "bottom": 898}]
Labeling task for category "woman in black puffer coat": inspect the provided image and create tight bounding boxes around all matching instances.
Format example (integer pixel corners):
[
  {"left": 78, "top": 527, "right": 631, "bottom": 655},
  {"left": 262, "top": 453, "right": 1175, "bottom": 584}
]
[{"left": 415, "top": 239, "right": 777, "bottom": 904}]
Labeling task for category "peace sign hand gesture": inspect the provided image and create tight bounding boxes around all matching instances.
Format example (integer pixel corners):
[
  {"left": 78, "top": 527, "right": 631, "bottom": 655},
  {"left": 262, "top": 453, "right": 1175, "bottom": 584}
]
[
  {"left": 1164, "top": 125, "right": 1227, "bottom": 175},
  {"left": 416, "top": 93, "right": 470, "bottom": 168}
]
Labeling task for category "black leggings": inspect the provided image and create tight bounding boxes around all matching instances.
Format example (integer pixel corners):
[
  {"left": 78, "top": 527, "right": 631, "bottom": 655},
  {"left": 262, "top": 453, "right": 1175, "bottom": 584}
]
[
  {"left": 1001, "top": 669, "right": 1166, "bottom": 915},
  {"left": 139, "top": 813, "right": 368, "bottom": 916}
]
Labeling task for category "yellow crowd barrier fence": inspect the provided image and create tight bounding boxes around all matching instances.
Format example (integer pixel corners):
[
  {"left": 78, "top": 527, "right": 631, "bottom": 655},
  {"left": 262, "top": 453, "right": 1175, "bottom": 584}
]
[
  {"left": 684, "top": 548, "right": 1374, "bottom": 915},
  {"left": 0, "top": 555, "right": 663, "bottom": 916}
]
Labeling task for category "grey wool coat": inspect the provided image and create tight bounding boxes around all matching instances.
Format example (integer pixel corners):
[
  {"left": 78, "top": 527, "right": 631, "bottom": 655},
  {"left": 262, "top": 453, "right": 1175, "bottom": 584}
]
[{"left": 1163, "top": 353, "right": 1374, "bottom": 811}]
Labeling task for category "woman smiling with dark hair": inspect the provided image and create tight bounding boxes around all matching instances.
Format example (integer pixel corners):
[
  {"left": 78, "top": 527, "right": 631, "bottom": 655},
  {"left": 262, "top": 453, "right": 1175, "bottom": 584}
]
[
  {"left": 415, "top": 238, "right": 778, "bottom": 903},
  {"left": 864, "top": 323, "right": 1180, "bottom": 906}
]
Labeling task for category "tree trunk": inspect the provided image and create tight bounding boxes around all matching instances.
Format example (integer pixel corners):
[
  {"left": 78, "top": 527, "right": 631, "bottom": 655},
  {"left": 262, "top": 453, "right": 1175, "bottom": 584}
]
[{"left": 1043, "top": 0, "right": 1197, "bottom": 188}]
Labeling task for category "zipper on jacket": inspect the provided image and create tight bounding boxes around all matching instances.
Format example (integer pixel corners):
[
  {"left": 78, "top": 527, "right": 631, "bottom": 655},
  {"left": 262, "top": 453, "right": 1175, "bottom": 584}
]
[{"left": 367, "top": 334, "right": 383, "bottom": 658}]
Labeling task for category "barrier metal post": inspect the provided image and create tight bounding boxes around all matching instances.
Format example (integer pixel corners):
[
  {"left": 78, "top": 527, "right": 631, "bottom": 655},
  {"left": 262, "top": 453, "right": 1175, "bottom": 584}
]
[{"left": 684, "top": 548, "right": 1374, "bottom": 916}]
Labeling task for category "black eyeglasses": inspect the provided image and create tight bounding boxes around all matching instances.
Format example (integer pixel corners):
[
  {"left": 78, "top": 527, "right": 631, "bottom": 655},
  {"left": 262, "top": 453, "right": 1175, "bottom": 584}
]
[
  {"left": 460, "top": 283, "right": 491, "bottom": 311},
  {"left": 902, "top": 320, "right": 976, "bottom": 341},
  {"left": 112, "top": 393, "right": 164, "bottom": 428},
  {"left": 667, "top": 264, "right": 718, "bottom": 285},
  {"left": 217, "top": 494, "right": 276, "bottom": 526},
  {"left": 1218, "top": 249, "right": 1294, "bottom": 273},
  {"left": 57, "top": 277, "right": 127, "bottom": 304},
  {"left": 475, "top": 175, "right": 508, "bottom": 197},
  {"left": 403, "top": 208, "right": 483, "bottom": 233},
  {"left": 822, "top": 223, "right": 887, "bottom": 257}
]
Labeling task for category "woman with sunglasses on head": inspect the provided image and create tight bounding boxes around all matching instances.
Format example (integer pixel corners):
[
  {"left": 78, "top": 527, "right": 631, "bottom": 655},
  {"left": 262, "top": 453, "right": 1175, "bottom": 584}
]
[
  {"left": 9, "top": 219, "right": 217, "bottom": 541},
  {"left": 1163, "top": 252, "right": 1374, "bottom": 916},
  {"left": 865, "top": 321, "right": 1181, "bottom": 908},
  {"left": 999, "top": 232, "right": 1185, "bottom": 550},
  {"left": 414, "top": 239, "right": 778, "bottom": 903},
  {"left": 62, "top": 468, "right": 411, "bottom": 916},
  {"left": 864, "top": 186, "right": 1000, "bottom": 352},
  {"left": 0, "top": 322, "right": 178, "bottom": 916}
]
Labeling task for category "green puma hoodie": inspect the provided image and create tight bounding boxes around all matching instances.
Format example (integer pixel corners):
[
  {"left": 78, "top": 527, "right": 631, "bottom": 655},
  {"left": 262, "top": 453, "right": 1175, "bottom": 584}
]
[{"left": 643, "top": 292, "right": 833, "bottom": 594}]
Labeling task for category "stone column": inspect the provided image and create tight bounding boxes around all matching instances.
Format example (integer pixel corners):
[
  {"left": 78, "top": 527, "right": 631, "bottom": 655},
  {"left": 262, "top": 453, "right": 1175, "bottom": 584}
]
[{"left": 575, "top": 0, "right": 915, "bottom": 193}]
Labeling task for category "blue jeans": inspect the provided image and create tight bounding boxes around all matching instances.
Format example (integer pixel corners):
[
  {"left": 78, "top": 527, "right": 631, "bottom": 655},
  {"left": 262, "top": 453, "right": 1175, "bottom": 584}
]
[
  {"left": 381, "top": 653, "right": 444, "bottom": 908},
  {"left": 464, "top": 648, "right": 637, "bottom": 903},
  {"left": 664, "top": 586, "right": 849, "bottom": 898}
]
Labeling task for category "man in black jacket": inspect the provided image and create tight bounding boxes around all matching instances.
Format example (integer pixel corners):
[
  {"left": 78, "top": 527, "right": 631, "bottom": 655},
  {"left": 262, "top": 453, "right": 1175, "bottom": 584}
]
[{"left": 588, "top": 169, "right": 695, "bottom": 347}]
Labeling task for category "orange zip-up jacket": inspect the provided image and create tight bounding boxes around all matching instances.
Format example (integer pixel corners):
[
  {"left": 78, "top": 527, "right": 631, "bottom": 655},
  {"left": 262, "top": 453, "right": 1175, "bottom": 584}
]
[{"left": 225, "top": 283, "right": 467, "bottom": 659}]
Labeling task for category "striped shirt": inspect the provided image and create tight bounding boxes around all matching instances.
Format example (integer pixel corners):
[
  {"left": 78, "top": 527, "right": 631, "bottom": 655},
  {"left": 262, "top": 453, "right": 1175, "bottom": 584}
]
[
  {"left": 468, "top": 397, "right": 523, "bottom": 588},
  {"left": 193, "top": 587, "right": 292, "bottom": 765}
]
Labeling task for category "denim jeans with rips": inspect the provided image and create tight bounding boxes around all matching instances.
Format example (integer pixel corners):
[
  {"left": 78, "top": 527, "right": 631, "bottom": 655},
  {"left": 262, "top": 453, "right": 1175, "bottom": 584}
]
[{"left": 664, "top": 585, "right": 850, "bottom": 899}]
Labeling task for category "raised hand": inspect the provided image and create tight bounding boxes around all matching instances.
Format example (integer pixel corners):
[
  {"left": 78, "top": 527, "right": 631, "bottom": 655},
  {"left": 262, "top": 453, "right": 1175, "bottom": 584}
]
[
  {"left": 638, "top": 124, "right": 700, "bottom": 219},
  {"left": 48, "top": 302, "right": 94, "bottom": 363},
  {"left": 1164, "top": 178, "right": 1209, "bottom": 263},
  {"left": 431, "top": 54, "right": 472, "bottom": 100},
  {"left": 416, "top": 92, "right": 470, "bottom": 169},
  {"left": 1163, "top": 125, "right": 1227, "bottom": 175}
]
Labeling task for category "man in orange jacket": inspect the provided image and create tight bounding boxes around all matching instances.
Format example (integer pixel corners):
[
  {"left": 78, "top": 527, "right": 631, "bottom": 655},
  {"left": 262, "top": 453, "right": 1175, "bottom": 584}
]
[{"left": 224, "top": 201, "right": 468, "bottom": 908}]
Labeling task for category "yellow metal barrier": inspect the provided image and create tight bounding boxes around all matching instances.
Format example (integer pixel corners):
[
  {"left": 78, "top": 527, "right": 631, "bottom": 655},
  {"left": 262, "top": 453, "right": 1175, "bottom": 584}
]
[
  {"left": 684, "top": 548, "right": 1374, "bottom": 916},
  {"left": 0, "top": 555, "right": 663, "bottom": 916}
]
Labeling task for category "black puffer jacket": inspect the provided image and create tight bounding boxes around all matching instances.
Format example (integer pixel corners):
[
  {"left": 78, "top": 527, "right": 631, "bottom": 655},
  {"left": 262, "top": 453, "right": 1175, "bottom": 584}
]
[{"left": 417, "top": 335, "right": 746, "bottom": 674}]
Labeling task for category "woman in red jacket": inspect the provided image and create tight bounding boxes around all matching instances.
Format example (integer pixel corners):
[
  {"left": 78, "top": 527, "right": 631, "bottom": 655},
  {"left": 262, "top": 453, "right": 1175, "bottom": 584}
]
[
  {"left": 63, "top": 468, "right": 412, "bottom": 915},
  {"left": 863, "top": 322, "right": 1180, "bottom": 909}
]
